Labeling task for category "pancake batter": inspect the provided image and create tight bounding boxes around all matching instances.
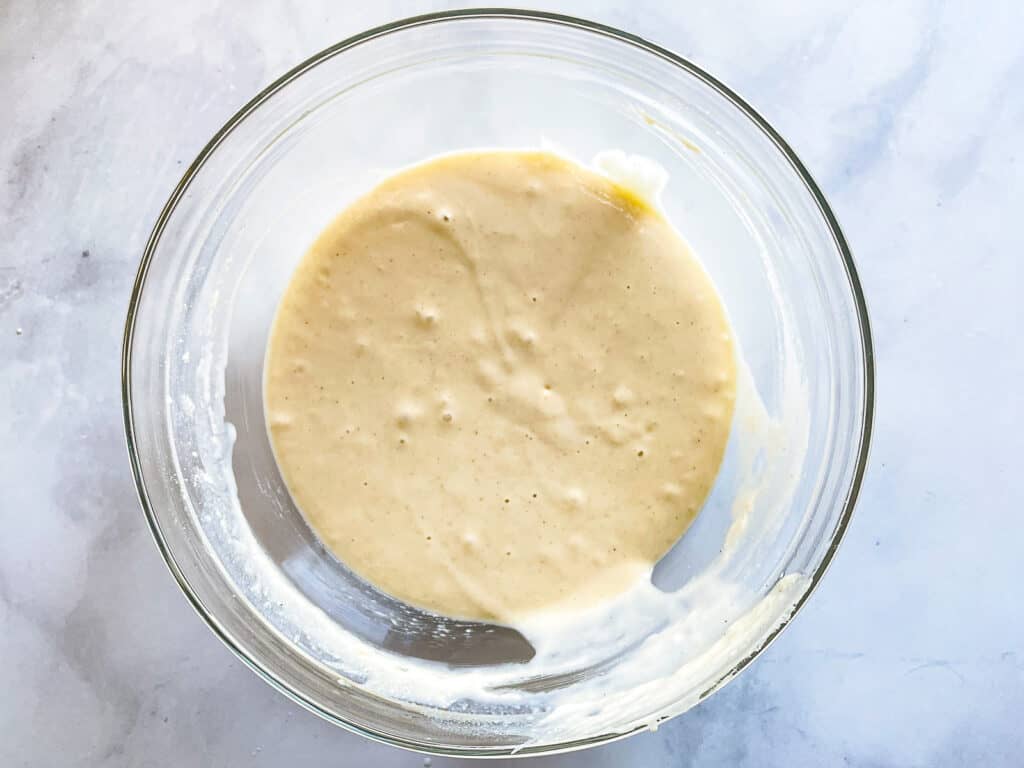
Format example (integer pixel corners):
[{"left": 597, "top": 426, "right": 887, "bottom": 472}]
[{"left": 265, "top": 151, "right": 736, "bottom": 623}]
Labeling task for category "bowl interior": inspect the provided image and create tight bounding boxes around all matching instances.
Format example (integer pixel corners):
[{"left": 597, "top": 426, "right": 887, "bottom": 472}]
[{"left": 125, "top": 11, "right": 870, "bottom": 756}]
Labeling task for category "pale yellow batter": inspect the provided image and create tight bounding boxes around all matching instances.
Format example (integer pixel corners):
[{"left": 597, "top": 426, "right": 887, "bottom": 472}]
[{"left": 265, "top": 151, "right": 736, "bottom": 623}]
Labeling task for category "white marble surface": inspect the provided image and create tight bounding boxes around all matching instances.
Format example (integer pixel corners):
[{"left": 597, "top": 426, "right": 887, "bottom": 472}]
[{"left": 2, "top": 1, "right": 1022, "bottom": 765}]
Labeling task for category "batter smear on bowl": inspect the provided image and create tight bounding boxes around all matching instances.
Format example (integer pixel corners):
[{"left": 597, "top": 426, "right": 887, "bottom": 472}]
[{"left": 265, "top": 150, "right": 736, "bottom": 623}]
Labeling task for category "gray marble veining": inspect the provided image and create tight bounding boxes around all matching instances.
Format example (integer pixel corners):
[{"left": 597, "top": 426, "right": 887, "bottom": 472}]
[{"left": 2, "top": 1, "right": 1022, "bottom": 765}]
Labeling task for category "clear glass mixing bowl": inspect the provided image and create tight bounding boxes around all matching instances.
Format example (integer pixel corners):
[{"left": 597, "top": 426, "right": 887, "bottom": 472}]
[{"left": 123, "top": 9, "right": 873, "bottom": 758}]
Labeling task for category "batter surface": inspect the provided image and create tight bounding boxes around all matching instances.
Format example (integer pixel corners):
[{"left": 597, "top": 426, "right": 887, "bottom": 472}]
[{"left": 265, "top": 151, "right": 736, "bottom": 623}]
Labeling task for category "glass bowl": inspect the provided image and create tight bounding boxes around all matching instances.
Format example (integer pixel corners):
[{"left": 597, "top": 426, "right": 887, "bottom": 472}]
[{"left": 122, "top": 9, "right": 873, "bottom": 758}]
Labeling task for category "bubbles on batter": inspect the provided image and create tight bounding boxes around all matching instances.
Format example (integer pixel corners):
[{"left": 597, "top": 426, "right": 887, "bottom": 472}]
[
  {"left": 268, "top": 411, "right": 293, "bottom": 430},
  {"left": 508, "top": 321, "right": 537, "bottom": 349},
  {"left": 563, "top": 487, "right": 587, "bottom": 509},
  {"left": 661, "top": 482, "right": 683, "bottom": 499},
  {"left": 613, "top": 384, "right": 635, "bottom": 407},
  {"left": 415, "top": 305, "right": 440, "bottom": 327},
  {"left": 395, "top": 399, "right": 423, "bottom": 427}
]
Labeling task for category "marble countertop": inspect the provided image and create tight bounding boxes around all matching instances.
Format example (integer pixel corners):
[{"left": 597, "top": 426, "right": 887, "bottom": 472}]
[{"left": 3, "top": 1, "right": 1021, "bottom": 765}]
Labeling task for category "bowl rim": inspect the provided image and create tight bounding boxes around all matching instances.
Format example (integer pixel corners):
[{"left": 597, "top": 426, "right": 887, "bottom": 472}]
[{"left": 121, "top": 7, "right": 875, "bottom": 758}]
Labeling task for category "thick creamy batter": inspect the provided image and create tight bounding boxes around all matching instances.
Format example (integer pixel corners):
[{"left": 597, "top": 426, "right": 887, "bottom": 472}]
[{"left": 265, "top": 151, "right": 736, "bottom": 623}]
